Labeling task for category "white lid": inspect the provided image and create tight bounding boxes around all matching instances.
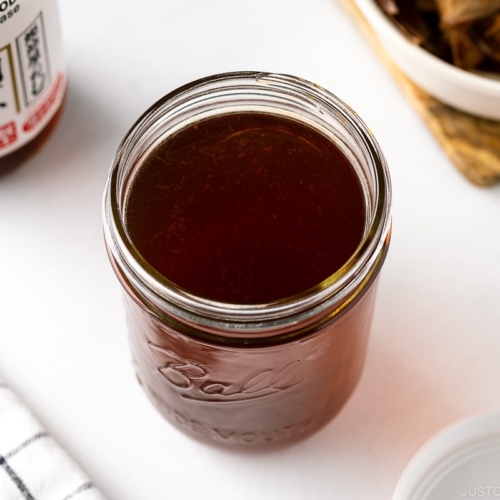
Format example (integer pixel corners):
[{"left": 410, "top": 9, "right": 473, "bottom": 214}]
[{"left": 393, "top": 413, "right": 500, "bottom": 500}]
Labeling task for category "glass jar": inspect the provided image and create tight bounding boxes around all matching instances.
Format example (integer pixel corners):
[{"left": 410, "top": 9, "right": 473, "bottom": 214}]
[
  {"left": 103, "top": 72, "right": 392, "bottom": 447},
  {"left": 0, "top": 0, "right": 66, "bottom": 171}
]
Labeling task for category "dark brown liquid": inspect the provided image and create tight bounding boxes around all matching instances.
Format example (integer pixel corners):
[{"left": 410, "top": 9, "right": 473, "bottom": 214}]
[{"left": 125, "top": 112, "right": 366, "bottom": 304}]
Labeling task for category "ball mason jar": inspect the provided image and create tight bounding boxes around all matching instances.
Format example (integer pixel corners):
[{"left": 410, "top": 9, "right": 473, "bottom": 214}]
[{"left": 103, "top": 72, "right": 392, "bottom": 448}]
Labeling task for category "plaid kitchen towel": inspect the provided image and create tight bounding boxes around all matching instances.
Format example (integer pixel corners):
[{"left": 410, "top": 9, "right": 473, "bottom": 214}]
[{"left": 0, "top": 380, "right": 106, "bottom": 500}]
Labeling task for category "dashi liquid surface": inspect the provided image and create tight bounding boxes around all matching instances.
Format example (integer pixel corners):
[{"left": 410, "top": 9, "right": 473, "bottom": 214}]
[{"left": 124, "top": 112, "right": 366, "bottom": 304}]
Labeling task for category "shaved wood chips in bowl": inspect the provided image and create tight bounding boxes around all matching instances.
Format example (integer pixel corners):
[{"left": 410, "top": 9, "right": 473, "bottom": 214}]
[{"left": 355, "top": 0, "right": 500, "bottom": 120}]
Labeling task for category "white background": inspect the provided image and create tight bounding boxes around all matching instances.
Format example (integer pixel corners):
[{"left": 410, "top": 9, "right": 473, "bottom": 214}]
[{"left": 1, "top": 0, "right": 499, "bottom": 498}]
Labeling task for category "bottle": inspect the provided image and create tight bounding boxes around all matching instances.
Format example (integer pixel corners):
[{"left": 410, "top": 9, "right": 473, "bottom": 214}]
[{"left": 0, "top": 0, "right": 66, "bottom": 171}]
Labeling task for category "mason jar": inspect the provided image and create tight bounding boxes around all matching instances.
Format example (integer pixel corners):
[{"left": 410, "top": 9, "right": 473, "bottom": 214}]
[{"left": 103, "top": 72, "right": 392, "bottom": 447}]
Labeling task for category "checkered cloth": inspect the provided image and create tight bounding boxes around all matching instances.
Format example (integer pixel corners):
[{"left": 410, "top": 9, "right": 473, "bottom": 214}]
[{"left": 0, "top": 381, "right": 106, "bottom": 500}]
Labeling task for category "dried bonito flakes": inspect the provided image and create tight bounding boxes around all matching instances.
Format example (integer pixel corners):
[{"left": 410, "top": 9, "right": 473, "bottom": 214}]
[
  {"left": 375, "top": 0, "right": 500, "bottom": 74},
  {"left": 436, "top": 0, "right": 500, "bottom": 27}
]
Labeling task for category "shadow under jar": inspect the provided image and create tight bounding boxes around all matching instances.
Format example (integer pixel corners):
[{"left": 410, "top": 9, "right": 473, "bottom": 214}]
[{"left": 103, "top": 72, "right": 392, "bottom": 448}]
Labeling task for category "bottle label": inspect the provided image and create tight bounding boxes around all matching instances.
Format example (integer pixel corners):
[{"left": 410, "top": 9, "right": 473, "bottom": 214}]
[{"left": 0, "top": 0, "right": 66, "bottom": 157}]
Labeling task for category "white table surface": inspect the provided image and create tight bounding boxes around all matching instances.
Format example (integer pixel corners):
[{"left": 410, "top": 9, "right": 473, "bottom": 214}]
[{"left": 1, "top": 0, "right": 500, "bottom": 498}]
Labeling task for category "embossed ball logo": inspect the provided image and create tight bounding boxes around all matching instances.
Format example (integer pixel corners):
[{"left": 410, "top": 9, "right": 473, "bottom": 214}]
[{"left": 149, "top": 341, "right": 302, "bottom": 403}]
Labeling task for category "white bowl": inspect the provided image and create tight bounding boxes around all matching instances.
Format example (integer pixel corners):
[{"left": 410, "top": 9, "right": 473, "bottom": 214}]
[{"left": 354, "top": 0, "right": 500, "bottom": 120}]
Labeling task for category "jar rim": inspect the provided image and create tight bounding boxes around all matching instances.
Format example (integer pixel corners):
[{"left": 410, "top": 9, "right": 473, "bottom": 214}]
[{"left": 103, "top": 71, "right": 392, "bottom": 332}]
